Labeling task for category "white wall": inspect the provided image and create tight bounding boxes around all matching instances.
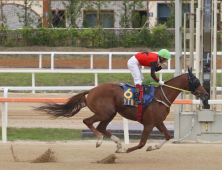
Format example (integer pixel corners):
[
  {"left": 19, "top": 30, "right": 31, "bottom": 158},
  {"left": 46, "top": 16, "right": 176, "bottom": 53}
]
[{"left": 0, "top": 1, "right": 42, "bottom": 29}]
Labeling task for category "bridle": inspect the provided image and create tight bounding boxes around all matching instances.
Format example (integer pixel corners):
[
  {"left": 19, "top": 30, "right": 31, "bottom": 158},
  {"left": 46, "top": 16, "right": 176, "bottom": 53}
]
[{"left": 155, "top": 73, "right": 201, "bottom": 107}]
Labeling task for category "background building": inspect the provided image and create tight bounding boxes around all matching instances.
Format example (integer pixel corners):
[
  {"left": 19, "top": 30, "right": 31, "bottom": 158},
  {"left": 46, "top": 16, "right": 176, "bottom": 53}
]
[{"left": 0, "top": 0, "right": 218, "bottom": 29}]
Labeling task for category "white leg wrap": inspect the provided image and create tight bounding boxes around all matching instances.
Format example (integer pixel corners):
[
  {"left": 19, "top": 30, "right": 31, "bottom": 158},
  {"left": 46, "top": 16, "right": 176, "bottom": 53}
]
[
  {"left": 158, "top": 139, "right": 167, "bottom": 148},
  {"left": 96, "top": 135, "right": 103, "bottom": 148},
  {"left": 111, "top": 135, "right": 125, "bottom": 153},
  {"left": 147, "top": 139, "right": 168, "bottom": 151},
  {"left": 111, "top": 135, "right": 119, "bottom": 143}
]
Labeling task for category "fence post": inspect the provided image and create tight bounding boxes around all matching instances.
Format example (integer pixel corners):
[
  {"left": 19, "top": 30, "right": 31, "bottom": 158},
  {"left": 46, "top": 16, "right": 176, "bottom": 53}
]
[
  {"left": 95, "top": 73, "right": 98, "bottom": 86},
  {"left": 90, "top": 54, "right": 93, "bottom": 69},
  {"left": 109, "top": 53, "right": 112, "bottom": 71},
  {"left": 168, "top": 60, "right": 171, "bottom": 71},
  {"left": 32, "top": 73, "right": 35, "bottom": 94},
  {"left": 123, "top": 118, "right": 129, "bottom": 144},
  {"left": 159, "top": 73, "right": 162, "bottom": 81},
  {"left": 51, "top": 53, "right": 54, "bottom": 70},
  {"left": 39, "top": 54, "right": 42, "bottom": 68},
  {"left": 2, "top": 88, "right": 8, "bottom": 143}
]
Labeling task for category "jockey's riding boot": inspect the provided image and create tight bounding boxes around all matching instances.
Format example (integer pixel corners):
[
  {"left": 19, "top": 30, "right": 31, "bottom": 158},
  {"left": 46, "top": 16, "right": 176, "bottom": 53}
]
[{"left": 134, "top": 84, "right": 144, "bottom": 105}]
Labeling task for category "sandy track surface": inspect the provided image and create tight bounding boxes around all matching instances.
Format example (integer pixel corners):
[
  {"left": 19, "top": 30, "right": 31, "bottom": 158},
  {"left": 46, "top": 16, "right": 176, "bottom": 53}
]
[
  {"left": 0, "top": 140, "right": 221, "bottom": 170},
  {"left": 0, "top": 93, "right": 174, "bottom": 129}
]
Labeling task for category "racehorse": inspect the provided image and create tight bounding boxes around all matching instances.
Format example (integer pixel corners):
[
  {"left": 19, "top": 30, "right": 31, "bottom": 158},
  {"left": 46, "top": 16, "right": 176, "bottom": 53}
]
[{"left": 35, "top": 68, "right": 208, "bottom": 153}]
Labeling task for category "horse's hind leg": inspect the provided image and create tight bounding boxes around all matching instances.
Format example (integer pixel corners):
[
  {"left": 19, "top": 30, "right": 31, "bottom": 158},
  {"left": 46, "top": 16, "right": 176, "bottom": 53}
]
[
  {"left": 147, "top": 122, "right": 171, "bottom": 151},
  {"left": 96, "top": 112, "right": 125, "bottom": 152},
  {"left": 83, "top": 114, "right": 110, "bottom": 148}
]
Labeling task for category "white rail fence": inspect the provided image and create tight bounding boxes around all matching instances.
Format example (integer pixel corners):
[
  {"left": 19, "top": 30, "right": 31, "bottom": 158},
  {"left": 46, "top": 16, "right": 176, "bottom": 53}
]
[
  {"left": 0, "top": 86, "right": 94, "bottom": 143},
  {"left": 1, "top": 86, "right": 222, "bottom": 144},
  {"left": 0, "top": 51, "right": 222, "bottom": 143},
  {"left": 1, "top": 51, "right": 222, "bottom": 70},
  {"left": 0, "top": 51, "right": 173, "bottom": 70},
  {"left": 0, "top": 51, "right": 174, "bottom": 93},
  {"left": 1, "top": 51, "right": 222, "bottom": 94}
]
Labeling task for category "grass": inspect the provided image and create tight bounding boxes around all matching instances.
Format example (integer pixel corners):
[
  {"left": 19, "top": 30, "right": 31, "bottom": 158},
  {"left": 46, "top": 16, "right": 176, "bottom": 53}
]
[
  {"left": 0, "top": 73, "right": 176, "bottom": 87},
  {"left": 0, "top": 127, "right": 83, "bottom": 141},
  {"left": 0, "top": 127, "right": 120, "bottom": 141},
  {"left": 0, "top": 73, "right": 32, "bottom": 86},
  {"left": 0, "top": 72, "right": 221, "bottom": 90}
]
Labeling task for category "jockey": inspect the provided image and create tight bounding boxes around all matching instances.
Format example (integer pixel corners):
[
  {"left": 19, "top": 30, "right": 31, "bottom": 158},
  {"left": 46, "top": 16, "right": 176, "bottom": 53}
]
[{"left": 127, "top": 49, "right": 171, "bottom": 104}]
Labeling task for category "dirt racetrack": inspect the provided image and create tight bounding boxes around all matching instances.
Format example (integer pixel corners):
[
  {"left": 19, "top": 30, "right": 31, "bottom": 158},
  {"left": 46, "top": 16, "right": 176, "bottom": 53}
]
[{"left": 0, "top": 140, "right": 222, "bottom": 170}]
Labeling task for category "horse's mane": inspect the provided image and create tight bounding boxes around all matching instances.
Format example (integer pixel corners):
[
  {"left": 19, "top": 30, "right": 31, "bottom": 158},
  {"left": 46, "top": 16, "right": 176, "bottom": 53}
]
[{"left": 164, "top": 73, "right": 188, "bottom": 84}]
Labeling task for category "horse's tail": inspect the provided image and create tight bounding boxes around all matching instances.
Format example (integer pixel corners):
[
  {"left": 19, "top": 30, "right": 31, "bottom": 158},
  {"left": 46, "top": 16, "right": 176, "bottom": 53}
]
[{"left": 35, "top": 90, "right": 90, "bottom": 118}]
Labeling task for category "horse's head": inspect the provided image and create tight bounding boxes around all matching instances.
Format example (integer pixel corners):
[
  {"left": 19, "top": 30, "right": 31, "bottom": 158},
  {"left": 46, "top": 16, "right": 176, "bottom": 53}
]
[{"left": 187, "top": 67, "right": 208, "bottom": 100}]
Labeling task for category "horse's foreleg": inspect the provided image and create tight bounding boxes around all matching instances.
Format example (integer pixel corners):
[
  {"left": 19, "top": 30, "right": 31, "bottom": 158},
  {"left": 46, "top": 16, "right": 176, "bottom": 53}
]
[
  {"left": 110, "top": 135, "right": 126, "bottom": 153},
  {"left": 126, "top": 125, "right": 153, "bottom": 153},
  {"left": 147, "top": 122, "right": 170, "bottom": 151}
]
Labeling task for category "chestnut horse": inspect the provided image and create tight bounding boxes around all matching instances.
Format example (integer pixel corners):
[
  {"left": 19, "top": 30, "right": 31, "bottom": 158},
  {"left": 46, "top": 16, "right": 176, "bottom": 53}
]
[{"left": 36, "top": 68, "right": 208, "bottom": 153}]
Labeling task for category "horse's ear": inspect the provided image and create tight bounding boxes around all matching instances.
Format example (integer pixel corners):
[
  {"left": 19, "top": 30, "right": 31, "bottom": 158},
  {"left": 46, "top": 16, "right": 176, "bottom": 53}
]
[
  {"left": 187, "top": 67, "right": 191, "bottom": 79},
  {"left": 190, "top": 67, "right": 193, "bottom": 74}
]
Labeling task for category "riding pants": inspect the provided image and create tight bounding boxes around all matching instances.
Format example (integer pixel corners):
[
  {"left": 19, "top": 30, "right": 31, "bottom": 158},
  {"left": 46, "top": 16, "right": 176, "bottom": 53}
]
[{"left": 127, "top": 56, "right": 144, "bottom": 85}]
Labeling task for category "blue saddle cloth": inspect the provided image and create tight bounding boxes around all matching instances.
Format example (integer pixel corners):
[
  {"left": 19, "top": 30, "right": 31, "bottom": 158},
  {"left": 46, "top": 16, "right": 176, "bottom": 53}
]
[{"left": 120, "top": 84, "right": 155, "bottom": 107}]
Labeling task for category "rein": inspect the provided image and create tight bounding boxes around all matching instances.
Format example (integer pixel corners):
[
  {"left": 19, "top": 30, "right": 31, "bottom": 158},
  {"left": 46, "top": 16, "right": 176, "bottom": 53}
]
[
  {"left": 150, "top": 82, "right": 191, "bottom": 107},
  {"left": 150, "top": 82, "right": 191, "bottom": 93},
  {"left": 163, "top": 84, "right": 191, "bottom": 93}
]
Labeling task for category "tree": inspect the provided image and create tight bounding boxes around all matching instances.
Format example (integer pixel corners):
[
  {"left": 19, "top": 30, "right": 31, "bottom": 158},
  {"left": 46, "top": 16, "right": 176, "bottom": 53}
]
[
  {"left": 47, "top": 0, "right": 52, "bottom": 28},
  {"left": 86, "top": 0, "right": 110, "bottom": 27},
  {"left": 0, "top": 0, "right": 3, "bottom": 27},
  {"left": 63, "top": 0, "right": 85, "bottom": 28},
  {"left": 16, "top": 0, "right": 41, "bottom": 27},
  {"left": 118, "top": 0, "right": 144, "bottom": 28},
  {"left": 146, "top": 0, "right": 150, "bottom": 27},
  {"left": 164, "top": 0, "right": 190, "bottom": 28}
]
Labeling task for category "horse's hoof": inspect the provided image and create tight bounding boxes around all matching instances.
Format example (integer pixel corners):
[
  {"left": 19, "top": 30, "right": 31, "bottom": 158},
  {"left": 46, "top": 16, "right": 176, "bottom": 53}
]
[
  {"left": 146, "top": 146, "right": 153, "bottom": 151},
  {"left": 117, "top": 143, "right": 122, "bottom": 149},
  {"left": 96, "top": 140, "right": 102, "bottom": 148},
  {"left": 96, "top": 136, "right": 103, "bottom": 148},
  {"left": 155, "top": 145, "right": 160, "bottom": 149},
  {"left": 115, "top": 148, "right": 127, "bottom": 153}
]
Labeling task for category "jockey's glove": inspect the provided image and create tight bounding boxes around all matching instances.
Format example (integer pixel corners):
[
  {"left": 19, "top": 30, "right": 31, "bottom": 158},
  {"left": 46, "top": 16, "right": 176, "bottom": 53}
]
[
  {"left": 159, "top": 80, "right": 165, "bottom": 85},
  {"left": 161, "top": 62, "right": 167, "bottom": 67}
]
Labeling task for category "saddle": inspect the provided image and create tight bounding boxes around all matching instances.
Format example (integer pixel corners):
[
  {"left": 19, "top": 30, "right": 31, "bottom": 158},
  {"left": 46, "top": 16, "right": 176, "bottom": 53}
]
[
  {"left": 120, "top": 83, "right": 155, "bottom": 108},
  {"left": 123, "top": 83, "right": 152, "bottom": 94}
]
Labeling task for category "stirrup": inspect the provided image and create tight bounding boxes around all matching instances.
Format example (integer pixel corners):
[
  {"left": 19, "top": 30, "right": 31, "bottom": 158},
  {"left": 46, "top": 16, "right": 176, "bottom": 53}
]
[{"left": 134, "top": 99, "right": 145, "bottom": 105}]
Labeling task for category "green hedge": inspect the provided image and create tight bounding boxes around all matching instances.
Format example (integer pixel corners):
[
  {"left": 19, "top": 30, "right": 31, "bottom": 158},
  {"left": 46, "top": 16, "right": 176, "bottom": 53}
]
[{"left": 0, "top": 24, "right": 174, "bottom": 48}]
